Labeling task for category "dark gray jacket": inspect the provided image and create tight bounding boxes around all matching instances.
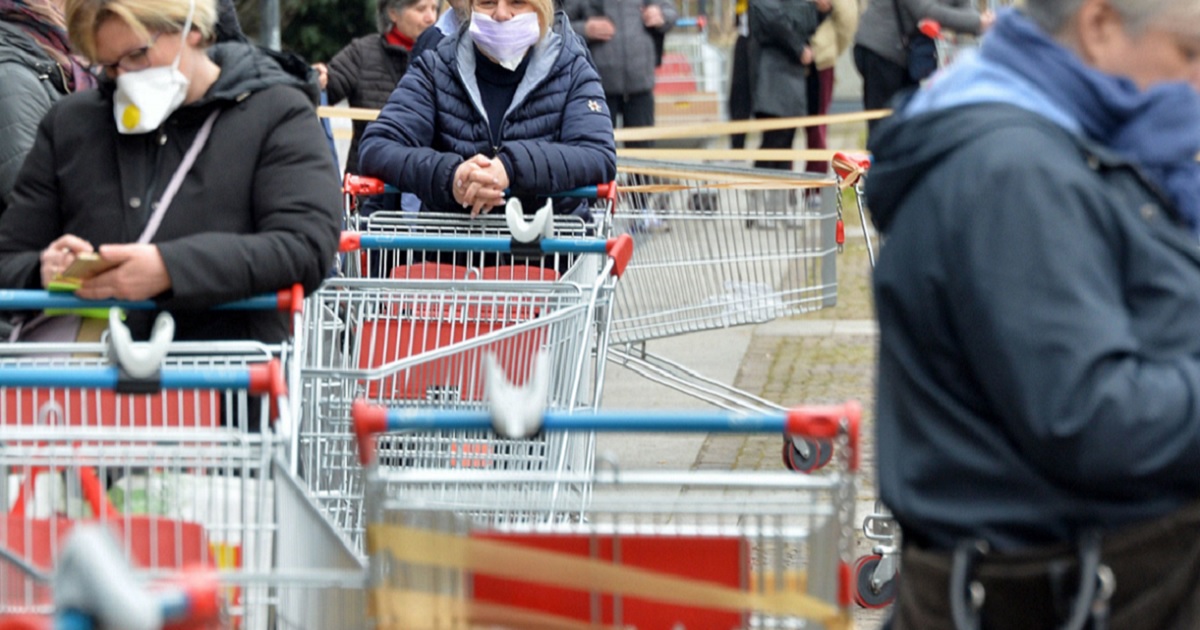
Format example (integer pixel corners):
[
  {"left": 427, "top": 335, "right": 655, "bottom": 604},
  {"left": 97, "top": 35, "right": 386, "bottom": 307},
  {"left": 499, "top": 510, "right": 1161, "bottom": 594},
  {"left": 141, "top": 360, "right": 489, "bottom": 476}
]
[
  {"left": 324, "top": 34, "right": 411, "bottom": 173},
  {"left": 869, "top": 102, "right": 1200, "bottom": 551},
  {"left": 854, "top": 0, "right": 982, "bottom": 68},
  {"left": 0, "top": 21, "right": 67, "bottom": 214},
  {"left": 747, "top": 0, "right": 820, "bottom": 118},
  {"left": 564, "top": 0, "right": 676, "bottom": 96},
  {"left": 0, "top": 43, "right": 341, "bottom": 342}
]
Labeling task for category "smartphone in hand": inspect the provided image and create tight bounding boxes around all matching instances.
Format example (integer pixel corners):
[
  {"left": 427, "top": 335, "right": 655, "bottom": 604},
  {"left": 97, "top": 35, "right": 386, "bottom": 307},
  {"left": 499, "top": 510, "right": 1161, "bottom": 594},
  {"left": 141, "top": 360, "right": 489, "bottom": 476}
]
[{"left": 52, "top": 253, "right": 120, "bottom": 290}]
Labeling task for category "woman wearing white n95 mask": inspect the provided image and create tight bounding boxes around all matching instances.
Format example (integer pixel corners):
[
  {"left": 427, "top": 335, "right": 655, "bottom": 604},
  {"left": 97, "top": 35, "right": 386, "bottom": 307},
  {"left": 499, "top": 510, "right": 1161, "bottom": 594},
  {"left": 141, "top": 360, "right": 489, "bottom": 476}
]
[
  {"left": 0, "top": 0, "right": 340, "bottom": 342},
  {"left": 357, "top": 0, "right": 616, "bottom": 219}
]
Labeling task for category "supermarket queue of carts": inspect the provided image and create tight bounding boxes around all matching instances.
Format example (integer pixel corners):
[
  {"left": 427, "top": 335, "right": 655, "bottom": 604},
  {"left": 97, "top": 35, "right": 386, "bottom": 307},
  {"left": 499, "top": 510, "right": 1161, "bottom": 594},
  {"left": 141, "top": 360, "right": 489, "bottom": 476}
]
[
  {"left": 298, "top": 176, "right": 631, "bottom": 552},
  {"left": 0, "top": 153, "right": 869, "bottom": 627},
  {"left": 0, "top": 290, "right": 366, "bottom": 628}
]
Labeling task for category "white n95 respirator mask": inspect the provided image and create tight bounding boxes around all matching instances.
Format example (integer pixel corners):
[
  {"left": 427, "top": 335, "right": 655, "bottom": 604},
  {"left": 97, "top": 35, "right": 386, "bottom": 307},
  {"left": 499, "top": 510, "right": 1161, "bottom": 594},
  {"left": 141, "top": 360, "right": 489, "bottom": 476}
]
[
  {"left": 112, "top": 0, "right": 195, "bottom": 134},
  {"left": 113, "top": 65, "right": 189, "bottom": 134}
]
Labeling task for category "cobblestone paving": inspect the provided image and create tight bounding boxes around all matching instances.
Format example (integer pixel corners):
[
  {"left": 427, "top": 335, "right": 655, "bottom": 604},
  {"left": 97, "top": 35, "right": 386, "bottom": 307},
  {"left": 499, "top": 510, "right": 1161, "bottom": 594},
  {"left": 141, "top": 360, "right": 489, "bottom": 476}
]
[{"left": 692, "top": 181, "right": 890, "bottom": 628}]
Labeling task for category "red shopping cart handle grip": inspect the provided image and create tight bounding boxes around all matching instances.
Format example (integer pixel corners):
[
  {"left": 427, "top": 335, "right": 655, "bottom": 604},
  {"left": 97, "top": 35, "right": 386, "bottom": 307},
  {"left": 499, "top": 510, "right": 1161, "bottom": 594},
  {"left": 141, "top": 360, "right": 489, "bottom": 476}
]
[
  {"left": 918, "top": 18, "right": 942, "bottom": 39},
  {"left": 786, "top": 401, "right": 861, "bottom": 471},
  {"left": 606, "top": 234, "right": 634, "bottom": 278},
  {"left": 831, "top": 152, "right": 871, "bottom": 180},
  {"left": 343, "top": 173, "right": 387, "bottom": 197}
]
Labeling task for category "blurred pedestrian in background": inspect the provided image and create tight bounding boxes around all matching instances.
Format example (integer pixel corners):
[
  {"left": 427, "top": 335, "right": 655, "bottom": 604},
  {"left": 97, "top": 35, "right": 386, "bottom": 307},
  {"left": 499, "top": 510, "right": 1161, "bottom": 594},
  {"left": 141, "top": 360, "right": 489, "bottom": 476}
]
[
  {"left": 854, "top": 0, "right": 991, "bottom": 133},
  {"left": 747, "top": 0, "right": 826, "bottom": 171},
  {"left": 802, "top": 0, "right": 855, "bottom": 176},
  {"left": 564, "top": 0, "right": 675, "bottom": 148},
  {"left": 0, "top": 0, "right": 96, "bottom": 213},
  {"left": 315, "top": 0, "right": 437, "bottom": 177}
]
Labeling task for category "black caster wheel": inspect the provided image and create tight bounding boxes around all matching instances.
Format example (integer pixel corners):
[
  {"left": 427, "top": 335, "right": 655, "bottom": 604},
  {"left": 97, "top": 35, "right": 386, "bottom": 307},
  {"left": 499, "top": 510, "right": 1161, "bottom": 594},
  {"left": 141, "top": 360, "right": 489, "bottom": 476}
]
[
  {"left": 853, "top": 554, "right": 898, "bottom": 609},
  {"left": 781, "top": 437, "right": 833, "bottom": 473}
]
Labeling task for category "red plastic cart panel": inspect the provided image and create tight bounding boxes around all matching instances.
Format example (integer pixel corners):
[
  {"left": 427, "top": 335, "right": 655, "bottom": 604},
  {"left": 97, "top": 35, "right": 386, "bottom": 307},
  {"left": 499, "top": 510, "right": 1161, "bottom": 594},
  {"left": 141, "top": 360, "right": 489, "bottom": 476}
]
[{"left": 471, "top": 533, "right": 744, "bottom": 629}]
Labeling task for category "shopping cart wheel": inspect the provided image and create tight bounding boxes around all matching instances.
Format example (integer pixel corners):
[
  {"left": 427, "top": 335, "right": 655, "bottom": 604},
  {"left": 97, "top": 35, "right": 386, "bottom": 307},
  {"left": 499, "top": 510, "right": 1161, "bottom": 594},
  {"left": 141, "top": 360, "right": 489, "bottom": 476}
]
[
  {"left": 853, "top": 554, "right": 898, "bottom": 609},
  {"left": 781, "top": 437, "right": 833, "bottom": 473}
]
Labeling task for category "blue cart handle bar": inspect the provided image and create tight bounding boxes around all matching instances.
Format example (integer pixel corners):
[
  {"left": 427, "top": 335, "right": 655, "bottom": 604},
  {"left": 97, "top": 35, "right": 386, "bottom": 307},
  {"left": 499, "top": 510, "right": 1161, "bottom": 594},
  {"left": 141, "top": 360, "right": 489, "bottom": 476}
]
[{"left": 353, "top": 400, "right": 861, "bottom": 471}]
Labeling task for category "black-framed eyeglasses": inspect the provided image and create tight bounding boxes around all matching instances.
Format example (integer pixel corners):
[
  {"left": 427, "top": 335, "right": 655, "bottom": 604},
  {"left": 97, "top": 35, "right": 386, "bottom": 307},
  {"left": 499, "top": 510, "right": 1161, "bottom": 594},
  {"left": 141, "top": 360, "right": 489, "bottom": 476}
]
[{"left": 100, "top": 32, "right": 164, "bottom": 76}]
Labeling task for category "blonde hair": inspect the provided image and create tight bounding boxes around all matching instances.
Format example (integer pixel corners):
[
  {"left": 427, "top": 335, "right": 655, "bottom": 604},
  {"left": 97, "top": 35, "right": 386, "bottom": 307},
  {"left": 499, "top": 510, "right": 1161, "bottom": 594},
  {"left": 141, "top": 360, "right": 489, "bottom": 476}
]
[
  {"left": 469, "top": 0, "right": 553, "bottom": 37},
  {"left": 65, "top": 0, "right": 216, "bottom": 61}
]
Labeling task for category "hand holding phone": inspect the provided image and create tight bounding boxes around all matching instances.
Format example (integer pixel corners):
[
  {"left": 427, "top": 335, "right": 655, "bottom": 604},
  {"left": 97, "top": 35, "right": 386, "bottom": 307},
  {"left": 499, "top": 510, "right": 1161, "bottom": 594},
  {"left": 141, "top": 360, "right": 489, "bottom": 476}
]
[{"left": 51, "top": 253, "right": 121, "bottom": 290}]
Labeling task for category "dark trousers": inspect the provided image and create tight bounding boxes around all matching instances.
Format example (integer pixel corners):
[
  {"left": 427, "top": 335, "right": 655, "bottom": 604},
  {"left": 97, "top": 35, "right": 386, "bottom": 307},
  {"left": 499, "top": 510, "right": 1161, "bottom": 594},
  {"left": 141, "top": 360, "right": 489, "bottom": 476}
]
[
  {"left": 608, "top": 90, "right": 656, "bottom": 149},
  {"left": 890, "top": 501, "right": 1200, "bottom": 630},
  {"left": 728, "top": 33, "right": 752, "bottom": 150},
  {"left": 854, "top": 44, "right": 916, "bottom": 136},
  {"left": 804, "top": 65, "right": 834, "bottom": 174},
  {"left": 754, "top": 114, "right": 795, "bottom": 171}
]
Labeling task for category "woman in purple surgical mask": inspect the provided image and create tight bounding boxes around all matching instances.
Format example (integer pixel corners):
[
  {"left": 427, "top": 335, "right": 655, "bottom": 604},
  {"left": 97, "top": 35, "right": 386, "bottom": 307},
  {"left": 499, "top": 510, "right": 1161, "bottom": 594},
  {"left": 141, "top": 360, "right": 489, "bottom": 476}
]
[
  {"left": 357, "top": 0, "right": 616, "bottom": 219},
  {"left": 0, "top": 0, "right": 340, "bottom": 343}
]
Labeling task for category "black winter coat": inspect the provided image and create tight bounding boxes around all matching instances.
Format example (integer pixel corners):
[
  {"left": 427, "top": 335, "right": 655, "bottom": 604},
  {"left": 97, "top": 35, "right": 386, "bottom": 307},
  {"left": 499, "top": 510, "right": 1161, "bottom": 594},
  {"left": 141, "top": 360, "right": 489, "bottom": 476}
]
[
  {"left": 358, "top": 12, "right": 616, "bottom": 216},
  {"left": 0, "top": 43, "right": 341, "bottom": 342},
  {"left": 325, "top": 34, "right": 411, "bottom": 174},
  {"left": 747, "top": 0, "right": 820, "bottom": 117}
]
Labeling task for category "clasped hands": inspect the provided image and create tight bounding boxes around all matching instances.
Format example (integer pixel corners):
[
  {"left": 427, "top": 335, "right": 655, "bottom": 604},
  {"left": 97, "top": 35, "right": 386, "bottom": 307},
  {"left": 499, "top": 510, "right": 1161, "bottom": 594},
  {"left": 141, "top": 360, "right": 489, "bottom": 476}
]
[
  {"left": 453, "top": 154, "right": 510, "bottom": 217},
  {"left": 40, "top": 234, "right": 172, "bottom": 301}
]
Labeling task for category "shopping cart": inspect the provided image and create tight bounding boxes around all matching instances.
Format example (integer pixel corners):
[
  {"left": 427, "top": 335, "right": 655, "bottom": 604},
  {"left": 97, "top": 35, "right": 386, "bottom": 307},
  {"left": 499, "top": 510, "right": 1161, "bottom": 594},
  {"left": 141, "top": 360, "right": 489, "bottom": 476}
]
[
  {"left": 653, "top": 17, "right": 727, "bottom": 134},
  {"left": 351, "top": 398, "right": 861, "bottom": 630},
  {"left": 0, "top": 286, "right": 320, "bottom": 628},
  {"left": 823, "top": 152, "right": 899, "bottom": 610},
  {"left": 606, "top": 158, "right": 839, "bottom": 413},
  {"left": 299, "top": 231, "right": 634, "bottom": 552}
]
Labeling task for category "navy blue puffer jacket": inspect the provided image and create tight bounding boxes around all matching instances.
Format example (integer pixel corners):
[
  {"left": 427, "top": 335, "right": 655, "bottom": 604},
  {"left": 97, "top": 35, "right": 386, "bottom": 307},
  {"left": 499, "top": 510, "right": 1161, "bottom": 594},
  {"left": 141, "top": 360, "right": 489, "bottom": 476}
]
[{"left": 358, "top": 11, "right": 616, "bottom": 215}]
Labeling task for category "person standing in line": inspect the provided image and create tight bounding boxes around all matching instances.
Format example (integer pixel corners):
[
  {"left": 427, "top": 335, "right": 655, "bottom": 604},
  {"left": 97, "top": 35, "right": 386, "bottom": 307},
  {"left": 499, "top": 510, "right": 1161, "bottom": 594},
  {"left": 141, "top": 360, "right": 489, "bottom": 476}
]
[
  {"left": 0, "top": 0, "right": 341, "bottom": 342},
  {"left": 358, "top": 0, "right": 615, "bottom": 218},
  {"left": 412, "top": 0, "right": 468, "bottom": 58},
  {"left": 314, "top": 0, "right": 437, "bottom": 178},
  {"left": 747, "top": 0, "right": 826, "bottom": 171},
  {"left": 0, "top": 0, "right": 96, "bottom": 214},
  {"left": 869, "top": 0, "right": 1200, "bottom": 626},
  {"left": 563, "top": 0, "right": 676, "bottom": 149},
  {"left": 802, "top": 0, "right": 855, "bottom": 176},
  {"left": 853, "top": 0, "right": 991, "bottom": 134}
]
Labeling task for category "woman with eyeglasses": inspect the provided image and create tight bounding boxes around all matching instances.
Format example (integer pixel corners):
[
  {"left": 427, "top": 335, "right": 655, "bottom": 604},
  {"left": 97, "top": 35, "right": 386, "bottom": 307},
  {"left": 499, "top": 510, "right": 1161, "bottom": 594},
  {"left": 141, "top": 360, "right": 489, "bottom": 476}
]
[
  {"left": 357, "top": 0, "right": 616, "bottom": 218},
  {"left": 0, "top": 0, "right": 341, "bottom": 342},
  {"left": 0, "top": 0, "right": 96, "bottom": 215}
]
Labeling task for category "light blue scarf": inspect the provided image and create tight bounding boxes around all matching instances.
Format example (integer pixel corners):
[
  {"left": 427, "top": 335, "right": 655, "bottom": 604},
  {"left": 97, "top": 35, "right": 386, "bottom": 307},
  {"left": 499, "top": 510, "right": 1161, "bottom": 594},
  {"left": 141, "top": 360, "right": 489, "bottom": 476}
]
[{"left": 905, "top": 9, "right": 1200, "bottom": 236}]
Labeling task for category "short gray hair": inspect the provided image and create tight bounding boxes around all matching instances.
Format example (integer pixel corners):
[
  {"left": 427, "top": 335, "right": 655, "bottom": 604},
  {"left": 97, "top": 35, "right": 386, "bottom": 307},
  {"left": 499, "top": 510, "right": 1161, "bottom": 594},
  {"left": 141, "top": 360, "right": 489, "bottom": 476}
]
[
  {"left": 1024, "top": 0, "right": 1200, "bottom": 36},
  {"left": 377, "top": 0, "right": 423, "bottom": 32}
]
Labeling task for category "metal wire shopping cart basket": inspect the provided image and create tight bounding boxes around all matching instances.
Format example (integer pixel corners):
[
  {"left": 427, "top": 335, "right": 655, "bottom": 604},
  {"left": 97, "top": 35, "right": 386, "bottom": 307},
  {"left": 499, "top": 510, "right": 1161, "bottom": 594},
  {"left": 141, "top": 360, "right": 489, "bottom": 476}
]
[
  {"left": 299, "top": 231, "right": 634, "bottom": 552},
  {"left": 351, "top": 400, "right": 861, "bottom": 630}
]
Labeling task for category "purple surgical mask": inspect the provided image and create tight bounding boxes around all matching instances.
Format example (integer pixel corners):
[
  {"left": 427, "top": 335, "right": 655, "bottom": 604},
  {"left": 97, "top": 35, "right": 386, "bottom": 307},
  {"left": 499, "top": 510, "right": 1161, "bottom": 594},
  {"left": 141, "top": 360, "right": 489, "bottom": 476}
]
[{"left": 469, "top": 11, "right": 540, "bottom": 70}]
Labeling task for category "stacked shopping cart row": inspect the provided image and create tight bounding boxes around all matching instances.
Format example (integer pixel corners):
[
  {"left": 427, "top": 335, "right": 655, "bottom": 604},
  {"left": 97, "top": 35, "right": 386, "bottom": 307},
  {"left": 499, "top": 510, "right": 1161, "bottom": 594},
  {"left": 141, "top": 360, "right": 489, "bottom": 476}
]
[{"left": 0, "top": 292, "right": 366, "bottom": 629}]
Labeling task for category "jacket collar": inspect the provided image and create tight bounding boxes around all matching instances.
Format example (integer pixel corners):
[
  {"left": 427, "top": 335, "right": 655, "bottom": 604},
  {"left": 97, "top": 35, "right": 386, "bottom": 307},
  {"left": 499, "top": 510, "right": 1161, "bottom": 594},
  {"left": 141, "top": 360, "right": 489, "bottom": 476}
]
[{"left": 447, "top": 11, "right": 569, "bottom": 131}]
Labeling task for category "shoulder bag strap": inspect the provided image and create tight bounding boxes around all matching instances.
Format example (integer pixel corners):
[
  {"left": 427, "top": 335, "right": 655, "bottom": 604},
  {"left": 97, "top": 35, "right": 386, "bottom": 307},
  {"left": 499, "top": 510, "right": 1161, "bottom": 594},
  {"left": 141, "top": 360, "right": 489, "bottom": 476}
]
[{"left": 136, "top": 108, "right": 221, "bottom": 244}]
